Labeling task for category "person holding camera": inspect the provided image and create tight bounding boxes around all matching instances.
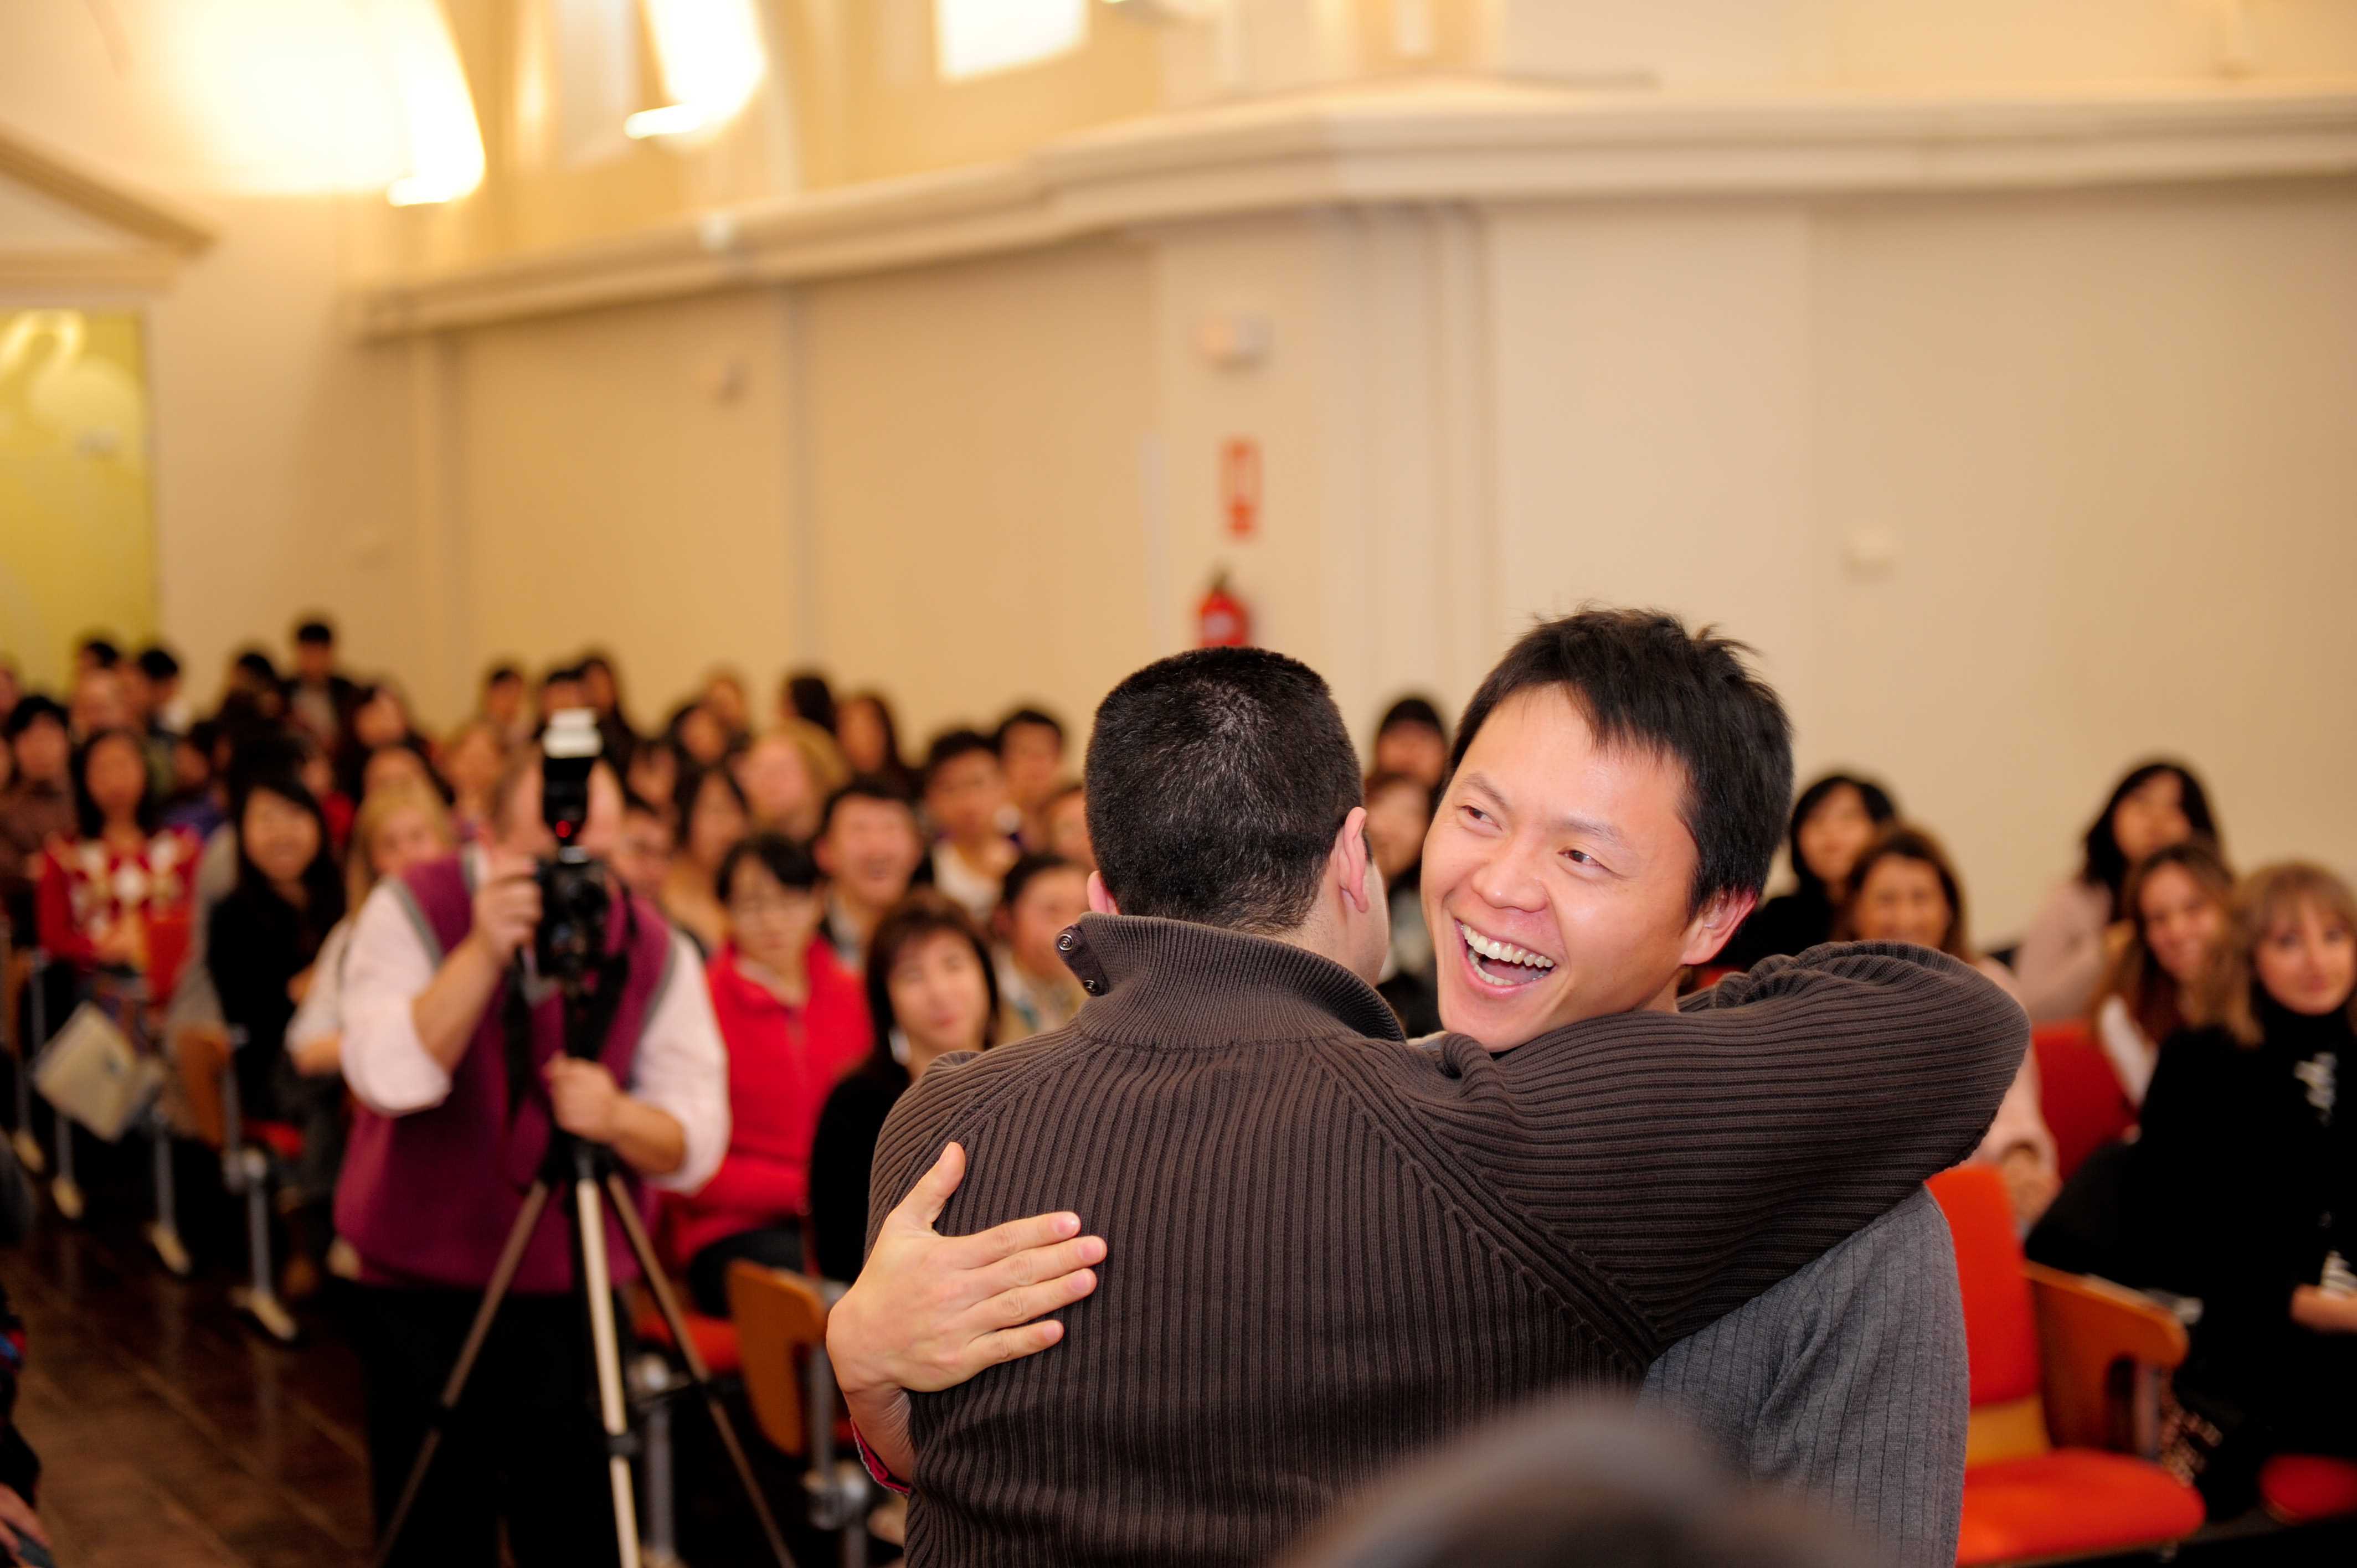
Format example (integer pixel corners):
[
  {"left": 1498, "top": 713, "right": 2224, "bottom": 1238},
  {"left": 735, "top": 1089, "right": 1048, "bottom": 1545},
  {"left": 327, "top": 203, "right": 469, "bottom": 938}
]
[{"left": 334, "top": 740, "right": 728, "bottom": 1568}]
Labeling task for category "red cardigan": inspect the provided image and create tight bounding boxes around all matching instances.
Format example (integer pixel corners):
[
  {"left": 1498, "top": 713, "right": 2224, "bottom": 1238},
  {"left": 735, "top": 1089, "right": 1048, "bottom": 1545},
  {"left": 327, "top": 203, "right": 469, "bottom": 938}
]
[{"left": 667, "top": 939, "right": 873, "bottom": 1266}]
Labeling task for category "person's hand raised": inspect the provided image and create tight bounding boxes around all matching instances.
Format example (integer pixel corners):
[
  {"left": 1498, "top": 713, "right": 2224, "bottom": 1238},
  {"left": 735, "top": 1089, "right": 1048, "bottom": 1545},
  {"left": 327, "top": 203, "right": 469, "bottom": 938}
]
[{"left": 470, "top": 848, "right": 541, "bottom": 962}]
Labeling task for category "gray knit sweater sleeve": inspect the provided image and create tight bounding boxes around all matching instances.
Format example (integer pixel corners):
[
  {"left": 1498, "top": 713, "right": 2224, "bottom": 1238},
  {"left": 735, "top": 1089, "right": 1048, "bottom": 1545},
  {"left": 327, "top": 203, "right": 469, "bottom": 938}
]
[{"left": 1641, "top": 1188, "right": 1967, "bottom": 1568}]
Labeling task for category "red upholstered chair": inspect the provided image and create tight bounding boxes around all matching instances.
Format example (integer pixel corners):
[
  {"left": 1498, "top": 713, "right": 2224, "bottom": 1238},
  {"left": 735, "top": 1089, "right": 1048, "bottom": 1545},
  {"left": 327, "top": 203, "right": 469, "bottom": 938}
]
[
  {"left": 2030, "top": 1022, "right": 2136, "bottom": 1183},
  {"left": 635, "top": 1197, "right": 742, "bottom": 1375},
  {"left": 1931, "top": 1166, "right": 2206, "bottom": 1566},
  {"left": 2261, "top": 1455, "right": 2357, "bottom": 1525}
]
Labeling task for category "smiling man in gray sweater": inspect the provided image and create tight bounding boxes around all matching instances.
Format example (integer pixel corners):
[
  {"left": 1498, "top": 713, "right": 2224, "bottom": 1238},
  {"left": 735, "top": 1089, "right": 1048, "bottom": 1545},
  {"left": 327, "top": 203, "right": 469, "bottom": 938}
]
[{"left": 831, "top": 613, "right": 2011, "bottom": 1567}]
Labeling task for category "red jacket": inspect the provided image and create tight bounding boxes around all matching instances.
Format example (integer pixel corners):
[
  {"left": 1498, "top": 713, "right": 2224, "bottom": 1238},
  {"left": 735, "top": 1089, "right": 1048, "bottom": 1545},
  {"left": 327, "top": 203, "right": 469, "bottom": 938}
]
[{"left": 666, "top": 939, "right": 873, "bottom": 1267}]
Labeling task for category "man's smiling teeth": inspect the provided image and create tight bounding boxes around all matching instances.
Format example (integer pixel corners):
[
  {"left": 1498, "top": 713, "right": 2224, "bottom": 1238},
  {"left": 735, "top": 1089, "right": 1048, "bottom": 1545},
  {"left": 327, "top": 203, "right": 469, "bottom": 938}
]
[{"left": 1458, "top": 921, "right": 1555, "bottom": 973}]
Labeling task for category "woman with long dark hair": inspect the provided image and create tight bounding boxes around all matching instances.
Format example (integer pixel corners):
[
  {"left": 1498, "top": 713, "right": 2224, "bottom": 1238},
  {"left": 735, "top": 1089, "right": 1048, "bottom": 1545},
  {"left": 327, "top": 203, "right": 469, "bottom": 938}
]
[
  {"left": 2016, "top": 760, "right": 2219, "bottom": 1025},
  {"left": 2127, "top": 863, "right": 2357, "bottom": 1514},
  {"left": 662, "top": 762, "right": 752, "bottom": 953},
  {"left": 1720, "top": 773, "right": 1898, "bottom": 969},
  {"left": 206, "top": 771, "right": 346, "bottom": 1125},
  {"left": 2089, "top": 840, "right": 2235, "bottom": 1107},
  {"left": 835, "top": 691, "right": 919, "bottom": 798},
  {"left": 35, "top": 727, "right": 200, "bottom": 982},
  {"left": 807, "top": 890, "right": 999, "bottom": 1284}
]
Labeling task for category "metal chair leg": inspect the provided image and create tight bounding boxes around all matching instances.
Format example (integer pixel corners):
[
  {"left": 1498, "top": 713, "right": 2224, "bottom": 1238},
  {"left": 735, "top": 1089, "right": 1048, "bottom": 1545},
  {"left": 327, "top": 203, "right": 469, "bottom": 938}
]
[
  {"left": 228, "top": 1146, "right": 296, "bottom": 1343},
  {"left": 50, "top": 1110, "right": 81, "bottom": 1220},
  {"left": 12, "top": 951, "right": 44, "bottom": 1176},
  {"left": 147, "top": 1108, "right": 191, "bottom": 1276}
]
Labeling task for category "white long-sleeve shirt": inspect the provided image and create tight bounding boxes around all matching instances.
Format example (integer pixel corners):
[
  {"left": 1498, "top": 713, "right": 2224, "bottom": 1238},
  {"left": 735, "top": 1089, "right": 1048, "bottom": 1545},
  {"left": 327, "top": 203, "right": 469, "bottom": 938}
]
[{"left": 338, "top": 851, "right": 729, "bottom": 1193}]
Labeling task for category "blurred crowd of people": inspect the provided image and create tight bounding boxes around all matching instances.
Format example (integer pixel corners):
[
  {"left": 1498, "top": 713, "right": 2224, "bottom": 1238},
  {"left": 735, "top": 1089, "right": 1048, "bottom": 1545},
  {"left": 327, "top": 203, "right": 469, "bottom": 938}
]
[{"left": 0, "top": 615, "right": 2349, "bottom": 1545}]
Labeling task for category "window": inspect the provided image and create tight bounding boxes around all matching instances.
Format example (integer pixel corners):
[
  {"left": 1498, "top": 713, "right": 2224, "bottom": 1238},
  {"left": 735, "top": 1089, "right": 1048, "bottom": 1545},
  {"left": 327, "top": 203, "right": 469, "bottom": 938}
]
[{"left": 934, "top": 0, "right": 1088, "bottom": 81}]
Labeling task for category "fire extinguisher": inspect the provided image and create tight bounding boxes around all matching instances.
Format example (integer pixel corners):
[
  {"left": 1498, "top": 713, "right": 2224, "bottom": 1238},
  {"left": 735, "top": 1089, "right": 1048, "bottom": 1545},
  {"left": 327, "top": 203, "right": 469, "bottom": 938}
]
[{"left": 1197, "top": 570, "right": 1252, "bottom": 648}]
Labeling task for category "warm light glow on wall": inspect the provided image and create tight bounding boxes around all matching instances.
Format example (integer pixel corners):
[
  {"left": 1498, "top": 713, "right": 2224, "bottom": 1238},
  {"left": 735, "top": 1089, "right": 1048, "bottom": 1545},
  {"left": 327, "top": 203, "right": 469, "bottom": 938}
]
[
  {"left": 633, "top": 0, "right": 768, "bottom": 141},
  {"left": 935, "top": 0, "right": 1089, "bottom": 80},
  {"left": 369, "top": 0, "right": 487, "bottom": 205}
]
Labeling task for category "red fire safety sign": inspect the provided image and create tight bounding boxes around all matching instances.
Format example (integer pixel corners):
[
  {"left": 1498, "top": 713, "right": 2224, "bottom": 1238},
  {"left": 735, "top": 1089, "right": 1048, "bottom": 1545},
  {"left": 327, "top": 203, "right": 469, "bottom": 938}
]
[{"left": 1222, "top": 438, "right": 1262, "bottom": 540}]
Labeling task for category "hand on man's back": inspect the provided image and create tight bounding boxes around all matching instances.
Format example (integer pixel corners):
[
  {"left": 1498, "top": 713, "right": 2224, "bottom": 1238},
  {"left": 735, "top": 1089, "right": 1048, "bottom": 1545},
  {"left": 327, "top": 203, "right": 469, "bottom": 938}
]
[{"left": 828, "top": 1142, "right": 1108, "bottom": 1479}]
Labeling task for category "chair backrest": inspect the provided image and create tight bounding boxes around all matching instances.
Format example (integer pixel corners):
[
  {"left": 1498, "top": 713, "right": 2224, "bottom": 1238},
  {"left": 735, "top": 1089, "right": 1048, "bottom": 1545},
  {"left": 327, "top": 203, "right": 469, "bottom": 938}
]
[
  {"left": 2031, "top": 1020, "right": 2135, "bottom": 1181},
  {"left": 171, "top": 1025, "right": 233, "bottom": 1151},
  {"left": 728, "top": 1258, "right": 830, "bottom": 1459},
  {"left": 1929, "top": 1165, "right": 2051, "bottom": 1465}
]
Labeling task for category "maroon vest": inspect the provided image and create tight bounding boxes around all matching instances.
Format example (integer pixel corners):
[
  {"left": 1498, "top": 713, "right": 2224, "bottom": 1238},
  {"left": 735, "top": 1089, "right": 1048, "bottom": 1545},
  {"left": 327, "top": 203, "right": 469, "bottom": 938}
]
[{"left": 335, "top": 852, "right": 677, "bottom": 1293}]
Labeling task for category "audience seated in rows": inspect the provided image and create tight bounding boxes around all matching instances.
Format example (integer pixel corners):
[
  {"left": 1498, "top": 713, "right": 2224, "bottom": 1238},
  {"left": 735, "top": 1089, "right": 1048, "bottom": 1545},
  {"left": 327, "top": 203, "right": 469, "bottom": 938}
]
[
  {"left": 670, "top": 833, "right": 872, "bottom": 1317},
  {"left": 1840, "top": 826, "right": 2059, "bottom": 1230},
  {"left": 664, "top": 762, "right": 752, "bottom": 955},
  {"left": 836, "top": 689, "right": 920, "bottom": 799},
  {"left": 36, "top": 728, "right": 199, "bottom": 983},
  {"left": 922, "top": 731, "right": 1016, "bottom": 926},
  {"left": 995, "top": 708, "right": 1067, "bottom": 854},
  {"left": 994, "top": 853, "right": 1089, "bottom": 1043},
  {"left": 2090, "top": 839, "right": 2236, "bottom": 1108},
  {"left": 2122, "top": 861, "right": 2357, "bottom": 1516},
  {"left": 2016, "top": 760, "right": 2221, "bottom": 1025},
  {"left": 1723, "top": 772, "right": 1899, "bottom": 970},
  {"left": 9, "top": 616, "right": 2352, "bottom": 1562},
  {"left": 812, "top": 778, "right": 927, "bottom": 973},
  {"left": 806, "top": 891, "right": 999, "bottom": 1283}
]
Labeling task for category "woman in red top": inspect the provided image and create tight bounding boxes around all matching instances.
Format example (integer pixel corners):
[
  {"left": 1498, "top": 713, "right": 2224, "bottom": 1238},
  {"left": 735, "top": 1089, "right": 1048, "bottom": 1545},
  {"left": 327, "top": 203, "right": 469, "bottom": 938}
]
[
  {"left": 35, "top": 727, "right": 200, "bottom": 989},
  {"left": 672, "top": 831, "right": 873, "bottom": 1314}
]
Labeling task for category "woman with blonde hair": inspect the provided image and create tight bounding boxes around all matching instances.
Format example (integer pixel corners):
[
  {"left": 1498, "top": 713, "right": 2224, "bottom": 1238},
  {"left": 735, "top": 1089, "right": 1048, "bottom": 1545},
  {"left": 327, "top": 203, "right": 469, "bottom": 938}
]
[
  {"left": 2088, "top": 840, "right": 2235, "bottom": 1107},
  {"left": 1842, "top": 825, "right": 2057, "bottom": 1229},
  {"left": 2128, "top": 862, "right": 2357, "bottom": 1514},
  {"left": 286, "top": 782, "right": 457, "bottom": 1080}
]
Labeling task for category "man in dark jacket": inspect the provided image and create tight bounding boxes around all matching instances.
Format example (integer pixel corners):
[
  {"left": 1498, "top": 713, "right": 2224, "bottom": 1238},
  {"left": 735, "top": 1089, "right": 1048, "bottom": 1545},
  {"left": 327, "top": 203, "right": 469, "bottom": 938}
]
[{"left": 832, "top": 615, "right": 2021, "bottom": 1567}]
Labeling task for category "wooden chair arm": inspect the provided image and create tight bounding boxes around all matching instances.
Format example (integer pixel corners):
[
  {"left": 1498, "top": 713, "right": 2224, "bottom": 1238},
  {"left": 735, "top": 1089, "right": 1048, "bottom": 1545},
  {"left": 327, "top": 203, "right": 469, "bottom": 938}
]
[{"left": 2027, "top": 1262, "right": 2188, "bottom": 1451}]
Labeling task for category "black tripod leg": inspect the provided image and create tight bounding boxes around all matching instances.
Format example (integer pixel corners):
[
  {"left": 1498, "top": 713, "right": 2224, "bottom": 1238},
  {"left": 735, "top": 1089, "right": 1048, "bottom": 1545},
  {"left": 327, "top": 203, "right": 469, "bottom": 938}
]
[
  {"left": 372, "top": 1179, "right": 553, "bottom": 1568},
  {"left": 605, "top": 1172, "right": 801, "bottom": 1568}
]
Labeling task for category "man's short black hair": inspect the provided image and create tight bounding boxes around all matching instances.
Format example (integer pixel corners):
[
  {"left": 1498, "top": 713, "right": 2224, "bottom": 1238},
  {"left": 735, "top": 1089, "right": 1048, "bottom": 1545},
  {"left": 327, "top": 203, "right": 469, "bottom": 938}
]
[
  {"left": 294, "top": 618, "right": 334, "bottom": 647},
  {"left": 819, "top": 775, "right": 918, "bottom": 839},
  {"left": 718, "top": 831, "right": 820, "bottom": 902},
  {"left": 1085, "top": 648, "right": 1362, "bottom": 933},
  {"left": 1001, "top": 852, "right": 1078, "bottom": 912},
  {"left": 1450, "top": 608, "right": 1792, "bottom": 913},
  {"left": 993, "top": 706, "right": 1065, "bottom": 752},
  {"left": 924, "top": 729, "right": 998, "bottom": 791},
  {"left": 135, "top": 645, "right": 181, "bottom": 682},
  {"left": 4, "top": 694, "right": 66, "bottom": 740},
  {"left": 485, "top": 663, "right": 522, "bottom": 688},
  {"left": 78, "top": 636, "right": 121, "bottom": 669},
  {"left": 541, "top": 663, "right": 585, "bottom": 689},
  {"left": 1377, "top": 695, "right": 1448, "bottom": 741}
]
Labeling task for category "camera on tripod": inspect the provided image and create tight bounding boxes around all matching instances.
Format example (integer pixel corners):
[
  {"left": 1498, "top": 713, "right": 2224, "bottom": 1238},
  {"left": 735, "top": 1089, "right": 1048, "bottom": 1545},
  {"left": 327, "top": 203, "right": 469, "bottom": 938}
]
[{"left": 536, "top": 709, "right": 611, "bottom": 994}]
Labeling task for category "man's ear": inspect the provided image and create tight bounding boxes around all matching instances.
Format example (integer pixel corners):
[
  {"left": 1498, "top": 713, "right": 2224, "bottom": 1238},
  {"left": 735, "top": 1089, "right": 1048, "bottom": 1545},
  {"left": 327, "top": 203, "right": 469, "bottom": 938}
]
[
  {"left": 1331, "top": 807, "right": 1374, "bottom": 915},
  {"left": 1680, "top": 888, "right": 1758, "bottom": 967},
  {"left": 1087, "top": 871, "right": 1121, "bottom": 916}
]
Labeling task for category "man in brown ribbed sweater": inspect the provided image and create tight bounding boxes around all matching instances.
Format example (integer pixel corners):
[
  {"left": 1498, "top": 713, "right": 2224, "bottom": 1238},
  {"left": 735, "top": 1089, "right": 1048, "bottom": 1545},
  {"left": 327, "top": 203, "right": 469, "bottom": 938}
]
[{"left": 833, "top": 617, "right": 2023, "bottom": 1567}]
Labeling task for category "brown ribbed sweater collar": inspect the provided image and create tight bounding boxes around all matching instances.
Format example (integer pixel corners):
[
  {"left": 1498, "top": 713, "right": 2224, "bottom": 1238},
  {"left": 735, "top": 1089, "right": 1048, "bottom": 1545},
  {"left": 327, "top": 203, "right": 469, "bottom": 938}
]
[{"left": 1058, "top": 913, "right": 1405, "bottom": 1048}]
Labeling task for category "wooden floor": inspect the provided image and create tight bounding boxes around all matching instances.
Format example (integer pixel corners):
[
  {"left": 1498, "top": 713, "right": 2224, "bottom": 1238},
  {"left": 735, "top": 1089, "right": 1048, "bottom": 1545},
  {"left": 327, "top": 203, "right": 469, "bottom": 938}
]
[
  {"left": 0, "top": 1132, "right": 833, "bottom": 1568},
  {"left": 1, "top": 1190, "right": 372, "bottom": 1566}
]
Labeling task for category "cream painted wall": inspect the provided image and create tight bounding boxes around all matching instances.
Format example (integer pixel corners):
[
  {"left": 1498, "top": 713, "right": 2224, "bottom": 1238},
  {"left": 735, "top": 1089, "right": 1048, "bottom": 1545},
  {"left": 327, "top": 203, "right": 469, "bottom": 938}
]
[
  {"left": 0, "top": 3, "right": 420, "bottom": 705},
  {"left": 797, "top": 238, "right": 1160, "bottom": 740},
  {"left": 451, "top": 286, "right": 796, "bottom": 725},
  {"left": 1480, "top": 179, "right": 2357, "bottom": 937}
]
